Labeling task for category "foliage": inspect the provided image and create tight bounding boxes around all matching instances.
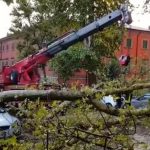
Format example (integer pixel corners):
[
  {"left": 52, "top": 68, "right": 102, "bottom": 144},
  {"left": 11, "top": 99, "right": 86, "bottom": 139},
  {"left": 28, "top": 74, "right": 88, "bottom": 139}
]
[
  {"left": 105, "top": 58, "right": 121, "bottom": 80},
  {"left": 0, "top": 98, "right": 135, "bottom": 149},
  {"left": 10, "top": 0, "right": 58, "bottom": 58},
  {"left": 143, "top": 0, "right": 150, "bottom": 13},
  {"left": 0, "top": 79, "right": 150, "bottom": 149},
  {"left": 1, "top": 2, "right": 150, "bottom": 149},
  {"left": 1, "top": 0, "right": 13, "bottom": 5},
  {"left": 50, "top": 45, "right": 100, "bottom": 81}
]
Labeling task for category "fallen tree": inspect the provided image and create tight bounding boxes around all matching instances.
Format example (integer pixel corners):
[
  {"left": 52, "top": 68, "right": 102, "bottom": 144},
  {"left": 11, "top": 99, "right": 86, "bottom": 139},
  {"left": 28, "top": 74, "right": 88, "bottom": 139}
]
[
  {"left": 1, "top": 82, "right": 150, "bottom": 149},
  {"left": 0, "top": 89, "right": 82, "bottom": 102},
  {"left": 1, "top": 82, "right": 150, "bottom": 117},
  {"left": 1, "top": 82, "right": 150, "bottom": 102}
]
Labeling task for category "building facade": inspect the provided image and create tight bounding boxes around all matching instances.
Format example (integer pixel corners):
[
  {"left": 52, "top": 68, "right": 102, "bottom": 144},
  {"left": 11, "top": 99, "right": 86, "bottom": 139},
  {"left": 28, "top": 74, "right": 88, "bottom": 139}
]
[
  {"left": 116, "top": 26, "right": 150, "bottom": 78},
  {"left": 0, "top": 36, "right": 19, "bottom": 70}
]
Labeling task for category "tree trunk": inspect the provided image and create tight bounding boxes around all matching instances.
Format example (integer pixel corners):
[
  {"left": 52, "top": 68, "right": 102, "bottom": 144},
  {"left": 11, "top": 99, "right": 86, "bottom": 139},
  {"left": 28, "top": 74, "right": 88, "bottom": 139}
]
[
  {"left": 1, "top": 82, "right": 150, "bottom": 117},
  {"left": 1, "top": 82, "right": 150, "bottom": 102}
]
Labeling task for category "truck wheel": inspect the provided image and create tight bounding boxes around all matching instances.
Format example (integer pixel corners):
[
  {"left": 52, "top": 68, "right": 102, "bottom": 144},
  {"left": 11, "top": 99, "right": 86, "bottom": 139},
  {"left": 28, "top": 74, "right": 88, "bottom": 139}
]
[{"left": 10, "top": 70, "right": 19, "bottom": 84}]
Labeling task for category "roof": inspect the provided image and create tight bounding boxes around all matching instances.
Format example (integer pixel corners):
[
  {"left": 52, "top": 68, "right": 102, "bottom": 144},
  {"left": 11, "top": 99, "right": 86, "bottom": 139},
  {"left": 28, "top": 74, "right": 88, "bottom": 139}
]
[
  {"left": 126, "top": 25, "right": 150, "bottom": 32},
  {"left": 0, "top": 35, "right": 16, "bottom": 42}
]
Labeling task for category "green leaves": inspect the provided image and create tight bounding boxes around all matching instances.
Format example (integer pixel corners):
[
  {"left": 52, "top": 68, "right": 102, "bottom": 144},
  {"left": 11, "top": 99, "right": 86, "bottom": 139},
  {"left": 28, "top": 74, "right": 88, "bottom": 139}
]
[
  {"left": 105, "top": 58, "right": 121, "bottom": 80},
  {"left": 2, "top": 0, "right": 13, "bottom": 5},
  {"left": 51, "top": 45, "right": 100, "bottom": 81}
]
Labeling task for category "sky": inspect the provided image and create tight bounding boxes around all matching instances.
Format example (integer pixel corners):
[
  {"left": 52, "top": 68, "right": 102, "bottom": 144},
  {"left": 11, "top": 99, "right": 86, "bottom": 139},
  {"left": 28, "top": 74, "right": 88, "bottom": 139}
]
[
  {"left": 0, "top": 1, "right": 12, "bottom": 38},
  {"left": 0, "top": 0, "right": 149, "bottom": 38}
]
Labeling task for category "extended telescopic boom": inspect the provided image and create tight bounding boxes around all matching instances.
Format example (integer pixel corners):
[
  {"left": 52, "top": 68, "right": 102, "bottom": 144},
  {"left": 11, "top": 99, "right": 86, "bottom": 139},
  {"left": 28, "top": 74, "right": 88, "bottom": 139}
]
[{"left": 45, "top": 5, "right": 132, "bottom": 57}]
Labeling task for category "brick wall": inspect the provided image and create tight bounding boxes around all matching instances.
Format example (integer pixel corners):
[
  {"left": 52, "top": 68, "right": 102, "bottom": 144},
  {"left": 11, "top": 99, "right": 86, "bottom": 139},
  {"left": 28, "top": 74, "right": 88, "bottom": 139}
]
[
  {"left": 116, "top": 26, "right": 150, "bottom": 78},
  {"left": 0, "top": 36, "right": 19, "bottom": 70}
]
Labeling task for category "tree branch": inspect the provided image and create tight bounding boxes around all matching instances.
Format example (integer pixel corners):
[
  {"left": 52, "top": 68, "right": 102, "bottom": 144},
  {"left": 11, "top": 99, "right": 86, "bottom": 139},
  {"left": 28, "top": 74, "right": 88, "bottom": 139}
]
[
  {"left": 1, "top": 82, "right": 150, "bottom": 117},
  {"left": 0, "top": 90, "right": 82, "bottom": 103}
]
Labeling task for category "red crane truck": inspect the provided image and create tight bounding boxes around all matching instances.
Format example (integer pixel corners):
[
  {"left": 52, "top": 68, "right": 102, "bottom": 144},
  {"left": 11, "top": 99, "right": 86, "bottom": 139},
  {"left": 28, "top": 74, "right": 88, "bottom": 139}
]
[{"left": 0, "top": 5, "right": 132, "bottom": 90}]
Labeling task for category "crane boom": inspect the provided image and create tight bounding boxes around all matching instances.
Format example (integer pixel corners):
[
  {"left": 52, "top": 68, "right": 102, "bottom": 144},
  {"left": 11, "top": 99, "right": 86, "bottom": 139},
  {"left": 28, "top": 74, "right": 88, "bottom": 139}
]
[{"left": 45, "top": 6, "right": 131, "bottom": 57}]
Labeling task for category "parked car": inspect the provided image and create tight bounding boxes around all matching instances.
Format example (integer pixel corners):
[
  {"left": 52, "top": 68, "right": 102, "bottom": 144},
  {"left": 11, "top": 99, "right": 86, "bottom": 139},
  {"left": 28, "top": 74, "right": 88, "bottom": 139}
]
[
  {"left": 131, "top": 93, "right": 150, "bottom": 109},
  {"left": 102, "top": 95, "right": 130, "bottom": 108},
  {"left": 0, "top": 108, "right": 21, "bottom": 138},
  {"left": 102, "top": 95, "right": 116, "bottom": 107}
]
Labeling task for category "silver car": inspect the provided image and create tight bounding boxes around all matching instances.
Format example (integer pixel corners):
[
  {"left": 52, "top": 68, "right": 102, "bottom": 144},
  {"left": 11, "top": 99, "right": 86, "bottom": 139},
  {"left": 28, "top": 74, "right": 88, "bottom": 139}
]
[
  {"left": 0, "top": 108, "right": 21, "bottom": 138},
  {"left": 131, "top": 93, "right": 150, "bottom": 109}
]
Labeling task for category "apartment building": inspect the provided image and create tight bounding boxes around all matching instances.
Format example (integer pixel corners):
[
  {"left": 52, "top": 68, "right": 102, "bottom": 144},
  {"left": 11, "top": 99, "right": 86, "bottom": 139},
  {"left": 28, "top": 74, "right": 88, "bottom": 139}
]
[{"left": 0, "top": 36, "right": 19, "bottom": 70}]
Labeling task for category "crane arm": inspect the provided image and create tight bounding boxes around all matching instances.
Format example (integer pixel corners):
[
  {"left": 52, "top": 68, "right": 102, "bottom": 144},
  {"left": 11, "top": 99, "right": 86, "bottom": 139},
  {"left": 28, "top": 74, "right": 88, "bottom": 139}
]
[{"left": 43, "top": 5, "right": 132, "bottom": 58}]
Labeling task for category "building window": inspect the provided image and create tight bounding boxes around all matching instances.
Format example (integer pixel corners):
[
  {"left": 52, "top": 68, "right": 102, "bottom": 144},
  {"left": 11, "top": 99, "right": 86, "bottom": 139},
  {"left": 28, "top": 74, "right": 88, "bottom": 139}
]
[
  {"left": 126, "top": 38, "right": 132, "bottom": 48},
  {"left": 11, "top": 58, "right": 15, "bottom": 65},
  {"left": 2, "top": 61, "right": 4, "bottom": 66},
  {"left": 12, "top": 43, "right": 15, "bottom": 50},
  {"left": 6, "top": 45, "right": 9, "bottom": 51},
  {"left": 5, "top": 60, "right": 8, "bottom": 66},
  {"left": 143, "top": 40, "right": 148, "bottom": 49},
  {"left": 2, "top": 46, "right": 5, "bottom": 51}
]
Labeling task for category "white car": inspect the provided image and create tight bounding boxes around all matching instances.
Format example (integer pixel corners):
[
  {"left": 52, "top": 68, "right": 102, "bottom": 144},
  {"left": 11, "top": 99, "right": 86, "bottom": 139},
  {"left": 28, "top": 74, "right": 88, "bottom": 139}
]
[
  {"left": 102, "top": 95, "right": 116, "bottom": 107},
  {"left": 0, "top": 108, "right": 21, "bottom": 138}
]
